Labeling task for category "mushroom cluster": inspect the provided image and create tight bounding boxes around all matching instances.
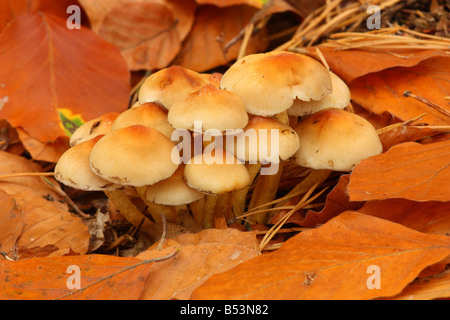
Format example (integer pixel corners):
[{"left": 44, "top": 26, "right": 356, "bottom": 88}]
[{"left": 54, "top": 51, "right": 382, "bottom": 230}]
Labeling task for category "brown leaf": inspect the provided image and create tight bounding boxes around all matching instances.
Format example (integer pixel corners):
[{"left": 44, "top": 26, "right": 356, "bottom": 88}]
[
  {"left": 0, "top": 254, "right": 156, "bottom": 299},
  {"left": 97, "top": 2, "right": 181, "bottom": 71},
  {"left": 191, "top": 211, "right": 450, "bottom": 300},
  {"left": 195, "top": 0, "right": 263, "bottom": 8},
  {"left": 0, "top": 12, "right": 130, "bottom": 144},
  {"left": 0, "top": 151, "right": 90, "bottom": 260},
  {"left": 389, "top": 269, "right": 450, "bottom": 300},
  {"left": 348, "top": 140, "right": 450, "bottom": 202},
  {"left": 175, "top": 5, "right": 269, "bottom": 72},
  {"left": 358, "top": 199, "right": 450, "bottom": 236},
  {"left": 379, "top": 125, "right": 450, "bottom": 151},
  {"left": 136, "top": 228, "right": 259, "bottom": 300},
  {"left": 317, "top": 47, "right": 450, "bottom": 125}
]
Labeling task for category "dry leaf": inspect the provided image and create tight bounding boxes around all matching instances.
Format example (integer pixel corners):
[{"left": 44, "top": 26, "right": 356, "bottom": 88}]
[
  {"left": 0, "top": 254, "right": 156, "bottom": 299},
  {"left": 316, "top": 47, "right": 450, "bottom": 125},
  {"left": 136, "top": 228, "right": 259, "bottom": 300},
  {"left": 174, "top": 4, "right": 269, "bottom": 72},
  {"left": 358, "top": 199, "right": 450, "bottom": 236},
  {"left": 97, "top": 2, "right": 181, "bottom": 71},
  {"left": 348, "top": 140, "right": 450, "bottom": 202},
  {"left": 0, "top": 151, "right": 90, "bottom": 260},
  {"left": 195, "top": 0, "right": 264, "bottom": 8},
  {"left": 389, "top": 269, "right": 450, "bottom": 300},
  {"left": 0, "top": 12, "right": 130, "bottom": 144},
  {"left": 191, "top": 211, "right": 450, "bottom": 300}
]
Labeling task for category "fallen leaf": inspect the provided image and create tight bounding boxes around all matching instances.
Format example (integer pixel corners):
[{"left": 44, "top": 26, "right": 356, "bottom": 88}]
[
  {"left": 389, "top": 269, "right": 450, "bottom": 300},
  {"left": 136, "top": 228, "right": 259, "bottom": 300},
  {"left": 0, "top": 12, "right": 130, "bottom": 144},
  {"left": 0, "top": 254, "right": 157, "bottom": 300},
  {"left": 0, "top": 0, "right": 80, "bottom": 32},
  {"left": 16, "top": 127, "right": 69, "bottom": 163},
  {"left": 174, "top": 4, "right": 269, "bottom": 72},
  {"left": 379, "top": 125, "right": 450, "bottom": 151},
  {"left": 0, "top": 190, "right": 23, "bottom": 258},
  {"left": 195, "top": 0, "right": 264, "bottom": 8},
  {"left": 97, "top": 1, "right": 181, "bottom": 71},
  {"left": 316, "top": 47, "right": 450, "bottom": 125},
  {"left": 0, "top": 151, "right": 90, "bottom": 260},
  {"left": 350, "top": 56, "right": 450, "bottom": 125},
  {"left": 348, "top": 140, "right": 450, "bottom": 202},
  {"left": 191, "top": 211, "right": 450, "bottom": 300},
  {"left": 358, "top": 199, "right": 450, "bottom": 236}
]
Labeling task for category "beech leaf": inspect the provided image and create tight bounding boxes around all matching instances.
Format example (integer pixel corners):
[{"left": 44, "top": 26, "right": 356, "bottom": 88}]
[{"left": 191, "top": 211, "right": 450, "bottom": 300}]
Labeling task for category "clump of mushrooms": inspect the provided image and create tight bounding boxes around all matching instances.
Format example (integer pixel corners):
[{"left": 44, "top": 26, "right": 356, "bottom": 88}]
[{"left": 54, "top": 51, "right": 382, "bottom": 235}]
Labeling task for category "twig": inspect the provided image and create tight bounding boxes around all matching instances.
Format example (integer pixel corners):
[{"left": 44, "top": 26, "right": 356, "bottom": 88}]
[{"left": 404, "top": 91, "right": 450, "bottom": 118}]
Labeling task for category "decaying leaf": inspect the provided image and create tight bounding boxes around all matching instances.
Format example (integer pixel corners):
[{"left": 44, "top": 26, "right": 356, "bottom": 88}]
[
  {"left": 348, "top": 140, "right": 450, "bottom": 202},
  {"left": 137, "top": 228, "right": 259, "bottom": 300},
  {"left": 0, "top": 151, "right": 90, "bottom": 260},
  {"left": 0, "top": 254, "right": 157, "bottom": 300},
  {"left": 0, "top": 12, "right": 130, "bottom": 148},
  {"left": 191, "top": 211, "right": 450, "bottom": 300}
]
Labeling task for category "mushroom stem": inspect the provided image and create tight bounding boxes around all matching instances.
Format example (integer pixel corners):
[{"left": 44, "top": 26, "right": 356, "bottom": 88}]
[
  {"left": 247, "top": 163, "right": 284, "bottom": 224},
  {"left": 202, "top": 194, "right": 218, "bottom": 229},
  {"left": 246, "top": 110, "right": 289, "bottom": 225},
  {"left": 232, "top": 162, "right": 262, "bottom": 216},
  {"left": 104, "top": 190, "right": 153, "bottom": 232},
  {"left": 135, "top": 187, "right": 178, "bottom": 223}
]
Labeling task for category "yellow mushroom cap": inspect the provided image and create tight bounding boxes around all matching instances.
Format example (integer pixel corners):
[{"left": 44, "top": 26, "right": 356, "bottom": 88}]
[
  {"left": 111, "top": 102, "right": 175, "bottom": 139},
  {"left": 289, "top": 72, "right": 351, "bottom": 116},
  {"left": 138, "top": 65, "right": 208, "bottom": 109},
  {"left": 167, "top": 84, "right": 249, "bottom": 133},
  {"left": 293, "top": 109, "right": 383, "bottom": 171},
  {"left": 55, "top": 135, "right": 122, "bottom": 191},
  {"left": 143, "top": 165, "right": 205, "bottom": 206},
  {"left": 220, "top": 51, "right": 332, "bottom": 116},
  {"left": 228, "top": 116, "right": 300, "bottom": 163},
  {"left": 184, "top": 149, "right": 250, "bottom": 195},
  {"left": 89, "top": 125, "right": 179, "bottom": 187},
  {"left": 69, "top": 112, "right": 119, "bottom": 147}
]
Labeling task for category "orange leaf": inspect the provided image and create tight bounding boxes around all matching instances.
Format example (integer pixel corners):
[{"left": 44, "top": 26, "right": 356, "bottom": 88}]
[
  {"left": 137, "top": 228, "right": 259, "bottom": 300},
  {"left": 191, "top": 211, "right": 450, "bottom": 300},
  {"left": 195, "top": 0, "right": 263, "bottom": 8},
  {"left": 390, "top": 269, "right": 450, "bottom": 300},
  {"left": 175, "top": 5, "right": 269, "bottom": 72},
  {"left": 97, "top": 2, "right": 181, "bottom": 71},
  {"left": 316, "top": 47, "right": 450, "bottom": 125},
  {"left": 350, "top": 56, "right": 450, "bottom": 125},
  {"left": 0, "top": 151, "right": 90, "bottom": 260},
  {"left": 358, "top": 199, "right": 450, "bottom": 236},
  {"left": 0, "top": 12, "right": 130, "bottom": 144},
  {"left": 0, "top": 254, "right": 157, "bottom": 300},
  {"left": 348, "top": 140, "right": 450, "bottom": 202},
  {"left": 379, "top": 125, "right": 450, "bottom": 151}
]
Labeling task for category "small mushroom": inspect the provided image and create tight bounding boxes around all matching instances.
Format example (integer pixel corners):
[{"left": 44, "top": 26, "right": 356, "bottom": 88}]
[
  {"left": 167, "top": 84, "right": 248, "bottom": 134},
  {"left": 293, "top": 108, "right": 383, "bottom": 172},
  {"left": 184, "top": 148, "right": 250, "bottom": 228},
  {"left": 111, "top": 102, "right": 175, "bottom": 139},
  {"left": 288, "top": 72, "right": 351, "bottom": 117},
  {"left": 55, "top": 135, "right": 122, "bottom": 191},
  {"left": 89, "top": 125, "right": 179, "bottom": 187},
  {"left": 69, "top": 112, "right": 119, "bottom": 147},
  {"left": 138, "top": 65, "right": 208, "bottom": 109}
]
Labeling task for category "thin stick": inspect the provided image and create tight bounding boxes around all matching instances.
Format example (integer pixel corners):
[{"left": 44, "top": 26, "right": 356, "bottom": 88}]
[
  {"left": 404, "top": 91, "right": 450, "bottom": 118},
  {"left": 0, "top": 172, "right": 55, "bottom": 180}
]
